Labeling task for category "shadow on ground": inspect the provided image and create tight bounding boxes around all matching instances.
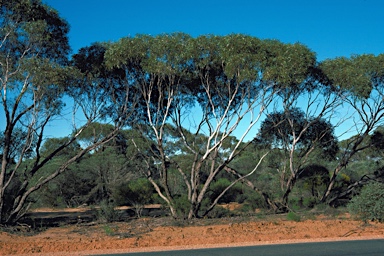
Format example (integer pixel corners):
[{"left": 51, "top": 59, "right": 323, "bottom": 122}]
[{"left": 21, "top": 205, "right": 166, "bottom": 228}]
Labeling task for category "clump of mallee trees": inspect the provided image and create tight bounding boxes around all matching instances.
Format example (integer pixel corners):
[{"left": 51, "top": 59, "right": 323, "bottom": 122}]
[{"left": 1, "top": 0, "right": 384, "bottom": 225}]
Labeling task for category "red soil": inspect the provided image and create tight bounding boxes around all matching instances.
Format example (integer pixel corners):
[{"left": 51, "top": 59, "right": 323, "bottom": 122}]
[{"left": 1, "top": 210, "right": 383, "bottom": 255}]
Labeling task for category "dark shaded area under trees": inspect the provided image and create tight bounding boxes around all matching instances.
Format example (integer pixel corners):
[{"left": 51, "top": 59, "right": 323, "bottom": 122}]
[{"left": 1, "top": 0, "right": 384, "bottom": 226}]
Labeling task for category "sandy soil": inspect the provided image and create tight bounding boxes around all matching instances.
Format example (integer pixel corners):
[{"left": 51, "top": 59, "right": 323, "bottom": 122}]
[{"left": 1, "top": 209, "right": 384, "bottom": 256}]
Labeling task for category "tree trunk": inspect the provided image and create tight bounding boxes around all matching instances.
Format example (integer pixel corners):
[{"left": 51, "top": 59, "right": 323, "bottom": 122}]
[
  {"left": 327, "top": 174, "right": 372, "bottom": 206},
  {"left": 0, "top": 125, "right": 13, "bottom": 222},
  {"left": 321, "top": 158, "right": 350, "bottom": 203},
  {"left": 282, "top": 174, "right": 297, "bottom": 208},
  {"left": 188, "top": 160, "right": 203, "bottom": 219},
  {"left": 321, "top": 133, "right": 368, "bottom": 203}
]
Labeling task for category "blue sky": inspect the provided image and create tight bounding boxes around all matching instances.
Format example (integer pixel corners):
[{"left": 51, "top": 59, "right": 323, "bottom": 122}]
[
  {"left": 1, "top": 1, "right": 382, "bottom": 146},
  {"left": 39, "top": 0, "right": 383, "bottom": 140},
  {"left": 45, "top": 0, "right": 383, "bottom": 61},
  {"left": 43, "top": 0, "right": 384, "bottom": 140}
]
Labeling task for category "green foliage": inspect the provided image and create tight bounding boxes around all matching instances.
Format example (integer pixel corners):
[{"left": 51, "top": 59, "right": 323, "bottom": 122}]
[
  {"left": 113, "top": 178, "right": 153, "bottom": 206},
  {"left": 173, "top": 195, "right": 191, "bottom": 219},
  {"left": 0, "top": 0, "right": 70, "bottom": 63},
  {"left": 32, "top": 127, "right": 141, "bottom": 209},
  {"left": 287, "top": 197, "right": 302, "bottom": 211},
  {"left": 242, "top": 190, "right": 269, "bottom": 210},
  {"left": 239, "top": 203, "right": 254, "bottom": 213},
  {"left": 296, "top": 164, "right": 329, "bottom": 201},
  {"left": 302, "top": 197, "right": 317, "bottom": 208},
  {"left": 348, "top": 182, "right": 384, "bottom": 222},
  {"left": 261, "top": 41, "right": 316, "bottom": 88},
  {"left": 1, "top": 5, "right": 382, "bottom": 224},
  {"left": 166, "top": 167, "right": 188, "bottom": 196},
  {"left": 76, "top": 123, "right": 116, "bottom": 144},
  {"left": 209, "top": 178, "right": 230, "bottom": 203},
  {"left": 102, "top": 224, "right": 117, "bottom": 236},
  {"left": 320, "top": 54, "right": 384, "bottom": 98},
  {"left": 95, "top": 200, "right": 120, "bottom": 223},
  {"left": 257, "top": 108, "right": 339, "bottom": 159},
  {"left": 33, "top": 164, "right": 96, "bottom": 208},
  {"left": 1, "top": 174, "right": 23, "bottom": 220},
  {"left": 286, "top": 211, "right": 301, "bottom": 222},
  {"left": 78, "top": 148, "right": 133, "bottom": 203},
  {"left": 208, "top": 178, "right": 245, "bottom": 204},
  {"left": 206, "top": 206, "right": 232, "bottom": 218},
  {"left": 218, "top": 34, "right": 263, "bottom": 81},
  {"left": 0, "top": 128, "right": 36, "bottom": 161}
]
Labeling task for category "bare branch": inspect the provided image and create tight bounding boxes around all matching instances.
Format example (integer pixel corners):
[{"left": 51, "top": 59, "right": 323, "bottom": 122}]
[{"left": 204, "top": 152, "right": 269, "bottom": 215}]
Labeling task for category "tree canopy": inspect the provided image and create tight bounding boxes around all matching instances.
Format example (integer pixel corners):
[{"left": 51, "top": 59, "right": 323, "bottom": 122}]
[
  {"left": 2, "top": 0, "right": 384, "bottom": 224},
  {"left": 257, "top": 108, "right": 339, "bottom": 160}
]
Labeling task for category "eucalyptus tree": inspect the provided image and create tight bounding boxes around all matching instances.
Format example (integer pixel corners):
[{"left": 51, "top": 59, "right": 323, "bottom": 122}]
[
  {"left": 75, "top": 123, "right": 139, "bottom": 204},
  {"left": 106, "top": 33, "right": 192, "bottom": 217},
  {"left": 256, "top": 108, "right": 339, "bottom": 207},
  {"left": 319, "top": 54, "right": 384, "bottom": 204},
  {"left": 180, "top": 35, "right": 274, "bottom": 218},
  {"left": 106, "top": 33, "right": 287, "bottom": 218},
  {"left": 249, "top": 39, "right": 347, "bottom": 210},
  {"left": 0, "top": 0, "right": 71, "bottom": 224},
  {"left": 0, "top": 1, "right": 136, "bottom": 224}
]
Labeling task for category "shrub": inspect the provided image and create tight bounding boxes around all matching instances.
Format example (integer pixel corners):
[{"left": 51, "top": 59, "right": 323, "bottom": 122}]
[
  {"left": 206, "top": 206, "right": 232, "bottom": 218},
  {"left": 348, "top": 182, "right": 384, "bottom": 222},
  {"left": 95, "top": 200, "right": 120, "bottom": 223},
  {"left": 112, "top": 178, "right": 154, "bottom": 218},
  {"left": 239, "top": 203, "right": 255, "bottom": 214},
  {"left": 209, "top": 178, "right": 238, "bottom": 204},
  {"left": 287, "top": 211, "right": 301, "bottom": 222},
  {"left": 242, "top": 190, "right": 268, "bottom": 209},
  {"left": 288, "top": 197, "right": 302, "bottom": 211},
  {"left": 113, "top": 178, "right": 153, "bottom": 207},
  {"left": 173, "top": 195, "right": 191, "bottom": 219},
  {"left": 302, "top": 196, "right": 317, "bottom": 208}
]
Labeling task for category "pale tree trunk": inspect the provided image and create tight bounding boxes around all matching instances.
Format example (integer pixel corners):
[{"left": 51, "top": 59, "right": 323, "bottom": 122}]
[
  {"left": 5, "top": 127, "right": 120, "bottom": 223},
  {"left": 180, "top": 72, "right": 274, "bottom": 219},
  {"left": 131, "top": 138, "right": 179, "bottom": 218},
  {"left": 271, "top": 90, "right": 341, "bottom": 210},
  {"left": 136, "top": 75, "right": 181, "bottom": 218},
  {"left": 321, "top": 91, "right": 384, "bottom": 203},
  {"left": 0, "top": 129, "right": 11, "bottom": 222},
  {"left": 139, "top": 70, "right": 274, "bottom": 219},
  {"left": 321, "top": 132, "right": 369, "bottom": 203},
  {"left": 1, "top": 72, "right": 136, "bottom": 224},
  {"left": 203, "top": 152, "right": 269, "bottom": 216}
]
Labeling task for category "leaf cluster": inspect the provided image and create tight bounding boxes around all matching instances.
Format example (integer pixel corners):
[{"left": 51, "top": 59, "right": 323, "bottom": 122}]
[
  {"left": 256, "top": 108, "right": 339, "bottom": 159},
  {"left": 320, "top": 54, "right": 384, "bottom": 98},
  {"left": 0, "top": 0, "right": 70, "bottom": 63},
  {"left": 348, "top": 181, "right": 384, "bottom": 222}
]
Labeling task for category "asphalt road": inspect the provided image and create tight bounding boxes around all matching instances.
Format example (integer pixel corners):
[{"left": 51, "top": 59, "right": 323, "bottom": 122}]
[{"left": 92, "top": 239, "right": 384, "bottom": 256}]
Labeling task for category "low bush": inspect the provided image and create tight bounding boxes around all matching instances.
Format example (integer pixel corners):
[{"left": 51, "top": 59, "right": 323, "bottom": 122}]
[
  {"left": 113, "top": 178, "right": 153, "bottom": 207},
  {"left": 173, "top": 195, "right": 191, "bottom": 219},
  {"left": 348, "top": 182, "right": 384, "bottom": 222},
  {"left": 206, "top": 206, "right": 232, "bottom": 218},
  {"left": 242, "top": 191, "right": 268, "bottom": 211},
  {"left": 209, "top": 178, "right": 243, "bottom": 204},
  {"left": 95, "top": 200, "right": 120, "bottom": 223},
  {"left": 287, "top": 211, "right": 301, "bottom": 222}
]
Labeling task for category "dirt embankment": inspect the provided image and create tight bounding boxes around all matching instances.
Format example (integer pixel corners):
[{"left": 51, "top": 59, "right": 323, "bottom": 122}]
[{"left": 1, "top": 210, "right": 384, "bottom": 256}]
